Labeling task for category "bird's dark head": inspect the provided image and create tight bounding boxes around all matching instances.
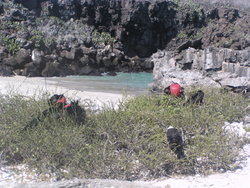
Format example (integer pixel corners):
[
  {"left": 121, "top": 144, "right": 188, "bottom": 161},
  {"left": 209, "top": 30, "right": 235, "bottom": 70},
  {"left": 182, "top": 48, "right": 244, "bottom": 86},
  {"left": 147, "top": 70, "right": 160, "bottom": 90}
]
[{"left": 48, "top": 94, "right": 67, "bottom": 107}]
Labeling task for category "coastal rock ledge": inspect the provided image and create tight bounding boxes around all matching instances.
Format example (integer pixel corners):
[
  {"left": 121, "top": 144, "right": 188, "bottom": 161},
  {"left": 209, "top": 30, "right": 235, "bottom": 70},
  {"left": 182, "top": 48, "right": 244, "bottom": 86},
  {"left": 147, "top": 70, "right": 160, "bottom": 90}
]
[
  {"left": 1, "top": 0, "right": 250, "bottom": 78},
  {"left": 151, "top": 47, "right": 250, "bottom": 91}
]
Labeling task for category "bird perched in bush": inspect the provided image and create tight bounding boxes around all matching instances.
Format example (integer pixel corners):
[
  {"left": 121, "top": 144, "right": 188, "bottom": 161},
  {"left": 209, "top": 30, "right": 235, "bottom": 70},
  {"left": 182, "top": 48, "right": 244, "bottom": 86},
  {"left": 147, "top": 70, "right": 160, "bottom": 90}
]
[
  {"left": 166, "top": 126, "right": 185, "bottom": 159},
  {"left": 186, "top": 90, "right": 204, "bottom": 105},
  {"left": 242, "top": 86, "right": 250, "bottom": 98},
  {"left": 164, "top": 83, "right": 185, "bottom": 98},
  {"left": 22, "top": 94, "right": 86, "bottom": 131}
]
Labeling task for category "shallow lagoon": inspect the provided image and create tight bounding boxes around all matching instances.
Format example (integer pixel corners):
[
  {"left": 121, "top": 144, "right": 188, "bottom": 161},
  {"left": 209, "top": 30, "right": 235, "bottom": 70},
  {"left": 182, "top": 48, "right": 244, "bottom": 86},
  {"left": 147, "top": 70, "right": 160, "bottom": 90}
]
[{"left": 49, "top": 72, "right": 153, "bottom": 95}]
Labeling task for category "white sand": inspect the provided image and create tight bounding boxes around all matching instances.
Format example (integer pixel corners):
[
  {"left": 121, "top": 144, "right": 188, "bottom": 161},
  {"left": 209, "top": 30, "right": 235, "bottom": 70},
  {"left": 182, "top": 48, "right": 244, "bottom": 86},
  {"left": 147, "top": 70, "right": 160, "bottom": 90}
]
[
  {"left": 149, "top": 144, "right": 250, "bottom": 188},
  {"left": 0, "top": 76, "right": 125, "bottom": 109}
]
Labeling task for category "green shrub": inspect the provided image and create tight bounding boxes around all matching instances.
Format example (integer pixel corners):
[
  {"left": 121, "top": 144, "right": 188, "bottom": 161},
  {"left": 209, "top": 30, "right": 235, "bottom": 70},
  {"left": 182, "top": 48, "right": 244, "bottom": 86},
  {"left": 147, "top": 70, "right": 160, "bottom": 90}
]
[
  {"left": 92, "top": 31, "right": 115, "bottom": 48},
  {"left": 172, "top": 0, "right": 202, "bottom": 12},
  {"left": 0, "top": 34, "right": 21, "bottom": 55},
  {"left": 172, "top": 0, "right": 204, "bottom": 23},
  {"left": 29, "top": 30, "right": 56, "bottom": 49},
  {"left": 244, "top": 127, "right": 250, "bottom": 132},
  {"left": 1, "top": 21, "right": 26, "bottom": 32},
  {"left": 0, "top": 89, "right": 248, "bottom": 180}
]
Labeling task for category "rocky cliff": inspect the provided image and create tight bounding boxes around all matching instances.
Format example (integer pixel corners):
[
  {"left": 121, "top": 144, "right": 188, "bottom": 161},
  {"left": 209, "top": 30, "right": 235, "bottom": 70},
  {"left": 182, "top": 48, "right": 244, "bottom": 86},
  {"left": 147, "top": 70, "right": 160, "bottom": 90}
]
[
  {"left": 0, "top": 0, "right": 249, "bottom": 79},
  {"left": 151, "top": 47, "right": 250, "bottom": 91}
]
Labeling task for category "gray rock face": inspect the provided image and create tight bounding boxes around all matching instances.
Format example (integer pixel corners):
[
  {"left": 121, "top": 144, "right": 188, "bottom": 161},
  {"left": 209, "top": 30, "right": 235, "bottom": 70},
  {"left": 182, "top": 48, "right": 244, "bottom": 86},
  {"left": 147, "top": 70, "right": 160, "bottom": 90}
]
[
  {"left": 13, "top": 0, "right": 42, "bottom": 10},
  {"left": 151, "top": 47, "right": 250, "bottom": 90},
  {"left": 12, "top": 0, "right": 179, "bottom": 58},
  {"left": 0, "top": 2, "right": 3, "bottom": 14},
  {"left": 0, "top": 0, "right": 249, "bottom": 77}
]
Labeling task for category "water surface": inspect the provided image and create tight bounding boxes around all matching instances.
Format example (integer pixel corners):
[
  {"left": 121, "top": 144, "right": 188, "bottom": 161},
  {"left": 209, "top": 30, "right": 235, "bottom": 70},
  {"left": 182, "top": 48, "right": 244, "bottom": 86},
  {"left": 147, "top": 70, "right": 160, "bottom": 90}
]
[{"left": 49, "top": 72, "right": 153, "bottom": 95}]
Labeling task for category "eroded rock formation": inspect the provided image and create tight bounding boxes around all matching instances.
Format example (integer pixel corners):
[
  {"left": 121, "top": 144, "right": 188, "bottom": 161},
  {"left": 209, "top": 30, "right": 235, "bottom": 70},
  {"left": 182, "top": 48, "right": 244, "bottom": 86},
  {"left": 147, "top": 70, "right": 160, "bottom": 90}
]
[
  {"left": 0, "top": 0, "right": 249, "bottom": 79},
  {"left": 151, "top": 47, "right": 250, "bottom": 90}
]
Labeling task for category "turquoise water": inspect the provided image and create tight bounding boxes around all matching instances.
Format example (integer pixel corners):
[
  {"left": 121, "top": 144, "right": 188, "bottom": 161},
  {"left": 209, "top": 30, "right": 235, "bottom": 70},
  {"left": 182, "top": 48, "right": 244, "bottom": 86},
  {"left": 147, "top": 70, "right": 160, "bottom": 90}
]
[{"left": 50, "top": 72, "right": 153, "bottom": 95}]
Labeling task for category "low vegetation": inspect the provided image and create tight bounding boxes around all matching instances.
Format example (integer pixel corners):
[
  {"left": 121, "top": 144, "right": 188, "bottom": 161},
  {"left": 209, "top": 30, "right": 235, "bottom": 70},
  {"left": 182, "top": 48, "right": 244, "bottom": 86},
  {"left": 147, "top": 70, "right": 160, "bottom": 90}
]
[
  {"left": 0, "top": 34, "right": 21, "bottom": 55},
  {"left": 92, "top": 31, "right": 116, "bottom": 49},
  {"left": 0, "top": 89, "right": 248, "bottom": 180}
]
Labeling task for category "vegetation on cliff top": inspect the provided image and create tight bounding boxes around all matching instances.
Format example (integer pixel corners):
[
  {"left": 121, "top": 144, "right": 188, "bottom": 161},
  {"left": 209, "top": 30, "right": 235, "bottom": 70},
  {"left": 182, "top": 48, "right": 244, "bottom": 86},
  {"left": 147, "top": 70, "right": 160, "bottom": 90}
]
[{"left": 0, "top": 89, "right": 248, "bottom": 180}]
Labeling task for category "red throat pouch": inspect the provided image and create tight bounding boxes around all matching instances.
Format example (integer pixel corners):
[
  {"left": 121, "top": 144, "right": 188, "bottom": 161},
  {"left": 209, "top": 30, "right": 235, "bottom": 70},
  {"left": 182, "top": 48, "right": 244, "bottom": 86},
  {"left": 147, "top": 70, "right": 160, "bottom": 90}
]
[
  {"left": 56, "top": 97, "right": 67, "bottom": 104},
  {"left": 170, "top": 83, "right": 181, "bottom": 96}
]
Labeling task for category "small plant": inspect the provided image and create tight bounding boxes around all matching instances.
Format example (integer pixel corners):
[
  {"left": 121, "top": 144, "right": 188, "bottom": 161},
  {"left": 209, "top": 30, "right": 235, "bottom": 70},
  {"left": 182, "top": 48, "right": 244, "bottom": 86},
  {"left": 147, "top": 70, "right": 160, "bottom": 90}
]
[
  {"left": 48, "top": 16, "right": 65, "bottom": 26},
  {"left": 0, "top": 34, "right": 21, "bottom": 55},
  {"left": 177, "top": 31, "right": 188, "bottom": 39},
  {"left": 172, "top": 0, "right": 202, "bottom": 12},
  {"left": 29, "top": 30, "right": 55, "bottom": 49},
  {"left": 244, "top": 127, "right": 250, "bottom": 132},
  {"left": 172, "top": 0, "right": 204, "bottom": 24},
  {"left": 30, "top": 30, "right": 45, "bottom": 48},
  {"left": 92, "top": 31, "right": 115, "bottom": 49}
]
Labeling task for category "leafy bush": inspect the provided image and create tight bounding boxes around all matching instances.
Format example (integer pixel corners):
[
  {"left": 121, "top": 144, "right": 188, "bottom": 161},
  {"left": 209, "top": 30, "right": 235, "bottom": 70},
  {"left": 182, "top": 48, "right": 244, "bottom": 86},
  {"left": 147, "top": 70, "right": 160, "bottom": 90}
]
[
  {"left": 172, "top": 0, "right": 202, "bottom": 14},
  {"left": 0, "top": 34, "right": 21, "bottom": 55},
  {"left": 0, "top": 89, "right": 248, "bottom": 180},
  {"left": 92, "top": 31, "right": 115, "bottom": 48},
  {"left": 0, "top": 21, "right": 26, "bottom": 32},
  {"left": 28, "top": 30, "right": 56, "bottom": 50}
]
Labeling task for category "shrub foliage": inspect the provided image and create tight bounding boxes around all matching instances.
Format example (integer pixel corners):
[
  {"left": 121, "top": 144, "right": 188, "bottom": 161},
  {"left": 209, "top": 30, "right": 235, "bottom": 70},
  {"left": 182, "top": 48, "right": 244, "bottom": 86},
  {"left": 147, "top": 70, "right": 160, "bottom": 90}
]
[{"left": 0, "top": 89, "right": 248, "bottom": 180}]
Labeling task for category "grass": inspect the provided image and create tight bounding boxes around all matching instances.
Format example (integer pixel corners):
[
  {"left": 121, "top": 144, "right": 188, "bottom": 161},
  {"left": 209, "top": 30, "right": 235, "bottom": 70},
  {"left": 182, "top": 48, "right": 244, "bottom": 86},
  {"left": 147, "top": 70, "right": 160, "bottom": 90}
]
[
  {"left": 244, "top": 127, "right": 250, "bottom": 132},
  {"left": 0, "top": 89, "right": 249, "bottom": 180}
]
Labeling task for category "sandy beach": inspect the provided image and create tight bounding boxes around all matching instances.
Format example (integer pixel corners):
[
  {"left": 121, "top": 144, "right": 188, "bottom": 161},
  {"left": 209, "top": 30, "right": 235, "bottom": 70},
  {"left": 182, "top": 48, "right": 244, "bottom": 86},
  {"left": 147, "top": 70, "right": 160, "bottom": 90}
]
[{"left": 0, "top": 76, "right": 125, "bottom": 109}]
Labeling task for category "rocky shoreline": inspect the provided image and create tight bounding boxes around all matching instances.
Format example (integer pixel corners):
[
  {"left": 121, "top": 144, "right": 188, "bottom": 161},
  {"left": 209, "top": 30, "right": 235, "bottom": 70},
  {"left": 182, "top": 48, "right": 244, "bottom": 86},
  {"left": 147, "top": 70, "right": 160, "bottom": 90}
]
[
  {"left": 0, "top": 0, "right": 249, "bottom": 90},
  {"left": 150, "top": 46, "right": 250, "bottom": 91}
]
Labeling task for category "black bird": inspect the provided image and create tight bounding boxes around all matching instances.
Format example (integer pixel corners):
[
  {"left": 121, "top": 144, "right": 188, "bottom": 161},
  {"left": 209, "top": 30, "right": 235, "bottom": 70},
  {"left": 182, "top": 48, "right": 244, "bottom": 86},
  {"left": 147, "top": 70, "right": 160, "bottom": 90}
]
[
  {"left": 186, "top": 90, "right": 204, "bottom": 105},
  {"left": 166, "top": 126, "right": 185, "bottom": 159},
  {"left": 242, "top": 86, "right": 250, "bottom": 99},
  {"left": 22, "top": 94, "right": 86, "bottom": 131}
]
